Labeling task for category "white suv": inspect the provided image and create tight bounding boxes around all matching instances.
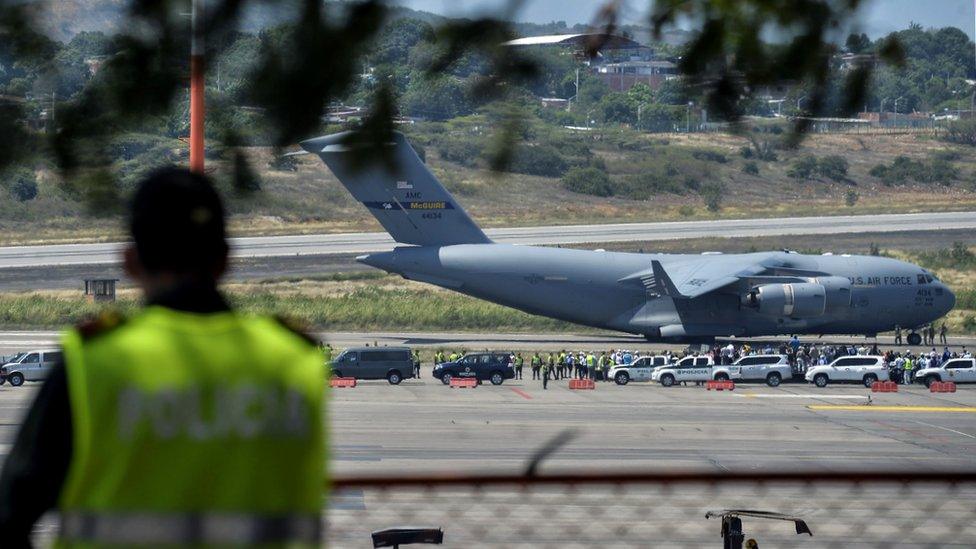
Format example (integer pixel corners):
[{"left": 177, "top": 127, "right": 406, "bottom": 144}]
[
  {"left": 915, "top": 358, "right": 976, "bottom": 387},
  {"left": 651, "top": 356, "right": 715, "bottom": 387},
  {"left": 715, "top": 354, "right": 792, "bottom": 387},
  {"left": 805, "top": 356, "right": 889, "bottom": 388},
  {"left": 1, "top": 349, "right": 62, "bottom": 387},
  {"left": 609, "top": 356, "right": 670, "bottom": 385}
]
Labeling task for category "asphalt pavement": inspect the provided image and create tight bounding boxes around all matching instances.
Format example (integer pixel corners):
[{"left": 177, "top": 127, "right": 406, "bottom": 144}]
[{"left": 3, "top": 211, "right": 975, "bottom": 268}]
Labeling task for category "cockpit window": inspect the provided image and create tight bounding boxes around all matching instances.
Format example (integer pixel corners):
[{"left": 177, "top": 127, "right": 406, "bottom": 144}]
[{"left": 917, "top": 273, "right": 935, "bottom": 284}]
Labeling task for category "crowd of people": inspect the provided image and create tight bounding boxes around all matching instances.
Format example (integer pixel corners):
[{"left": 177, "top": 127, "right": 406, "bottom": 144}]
[{"left": 430, "top": 335, "right": 972, "bottom": 387}]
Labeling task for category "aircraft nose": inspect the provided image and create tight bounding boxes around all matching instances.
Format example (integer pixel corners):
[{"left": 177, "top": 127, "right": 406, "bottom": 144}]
[{"left": 942, "top": 284, "right": 956, "bottom": 315}]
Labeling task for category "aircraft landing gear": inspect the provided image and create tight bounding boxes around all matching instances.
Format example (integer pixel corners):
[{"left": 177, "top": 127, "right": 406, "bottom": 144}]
[{"left": 907, "top": 332, "right": 922, "bottom": 346}]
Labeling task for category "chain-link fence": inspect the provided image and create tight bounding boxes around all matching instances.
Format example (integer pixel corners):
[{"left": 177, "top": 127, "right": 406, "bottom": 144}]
[{"left": 328, "top": 471, "right": 976, "bottom": 548}]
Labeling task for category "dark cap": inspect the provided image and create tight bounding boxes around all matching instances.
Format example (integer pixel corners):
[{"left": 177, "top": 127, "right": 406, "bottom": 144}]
[{"left": 129, "top": 167, "right": 227, "bottom": 275}]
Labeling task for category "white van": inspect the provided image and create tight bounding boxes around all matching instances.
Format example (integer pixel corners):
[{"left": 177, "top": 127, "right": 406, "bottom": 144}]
[{"left": 1, "top": 349, "right": 62, "bottom": 386}]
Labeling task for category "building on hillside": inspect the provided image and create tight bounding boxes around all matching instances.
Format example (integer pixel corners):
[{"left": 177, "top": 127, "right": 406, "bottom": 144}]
[
  {"left": 540, "top": 97, "right": 569, "bottom": 109},
  {"left": 595, "top": 60, "right": 679, "bottom": 91}
]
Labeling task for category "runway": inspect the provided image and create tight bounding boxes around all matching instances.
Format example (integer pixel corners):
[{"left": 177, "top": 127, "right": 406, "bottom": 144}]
[
  {"left": 2, "top": 211, "right": 974, "bottom": 268},
  {"left": 2, "top": 330, "right": 973, "bottom": 357},
  {"left": 5, "top": 352, "right": 974, "bottom": 546}
]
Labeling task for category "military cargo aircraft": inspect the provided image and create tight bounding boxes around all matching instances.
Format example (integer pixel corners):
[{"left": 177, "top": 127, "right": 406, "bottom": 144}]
[{"left": 301, "top": 131, "right": 955, "bottom": 344}]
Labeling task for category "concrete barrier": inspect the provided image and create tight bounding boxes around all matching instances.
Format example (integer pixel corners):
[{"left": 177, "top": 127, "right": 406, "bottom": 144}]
[{"left": 330, "top": 377, "right": 357, "bottom": 388}]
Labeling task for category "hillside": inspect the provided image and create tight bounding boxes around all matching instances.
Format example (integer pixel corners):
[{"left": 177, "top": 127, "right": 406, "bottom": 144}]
[{"left": 2, "top": 126, "right": 975, "bottom": 246}]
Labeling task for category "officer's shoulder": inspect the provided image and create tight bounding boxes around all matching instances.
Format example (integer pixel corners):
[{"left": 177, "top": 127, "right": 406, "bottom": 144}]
[
  {"left": 270, "top": 315, "right": 319, "bottom": 347},
  {"left": 76, "top": 310, "right": 127, "bottom": 342}
]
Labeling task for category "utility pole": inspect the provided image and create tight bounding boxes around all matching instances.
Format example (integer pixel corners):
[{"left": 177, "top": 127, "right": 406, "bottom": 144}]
[{"left": 189, "top": 0, "right": 205, "bottom": 174}]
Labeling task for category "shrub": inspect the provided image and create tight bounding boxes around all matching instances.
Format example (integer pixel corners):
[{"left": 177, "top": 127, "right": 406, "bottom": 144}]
[
  {"left": 844, "top": 189, "right": 859, "bottom": 207},
  {"left": 870, "top": 155, "right": 958, "bottom": 186},
  {"left": 691, "top": 149, "right": 728, "bottom": 163},
  {"left": 268, "top": 154, "right": 298, "bottom": 172},
  {"left": 561, "top": 167, "right": 614, "bottom": 197},
  {"left": 619, "top": 171, "right": 686, "bottom": 197},
  {"left": 700, "top": 181, "right": 726, "bottom": 212},
  {"left": 739, "top": 146, "right": 754, "bottom": 159},
  {"left": 818, "top": 155, "right": 849, "bottom": 181},
  {"left": 4, "top": 168, "right": 38, "bottom": 202},
  {"left": 742, "top": 161, "right": 759, "bottom": 175},
  {"left": 436, "top": 137, "right": 483, "bottom": 167},
  {"left": 787, "top": 156, "right": 818, "bottom": 180},
  {"left": 942, "top": 119, "right": 976, "bottom": 146},
  {"left": 677, "top": 204, "right": 695, "bottom": 217},
  {"left": 509, "top": 145, "right": 568, "bottom": 177}
]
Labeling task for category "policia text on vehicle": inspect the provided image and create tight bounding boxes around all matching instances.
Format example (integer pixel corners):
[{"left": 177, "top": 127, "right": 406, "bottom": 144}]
[{"left": 0, "top": 168, "right": 327, "bottom": 547}]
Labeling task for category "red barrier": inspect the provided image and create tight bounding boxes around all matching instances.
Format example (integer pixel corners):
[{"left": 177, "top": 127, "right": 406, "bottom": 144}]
[
  {"left": 884, "top": 381, "right": 898, "bottom": 392},
  {"left": 706, "top": 380, "right": 735, "bottom": 391},
  {"left": 931, "top": 381, "right": 957, "bottom": 393},
  {"left": 330, "top": 377, "right": 357, "bottom": 388},
  {"left": 449, "top": 378, "right": 478, "bottom": 389},
  {"left": 568, "top": 379, "right": 596, "bottom": 390},
  {"left": 871, "top": 381, "right": 882, "bottom": 392}
]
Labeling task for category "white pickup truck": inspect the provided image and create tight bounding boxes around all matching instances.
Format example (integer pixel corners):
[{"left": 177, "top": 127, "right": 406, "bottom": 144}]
[
  {"left": 715, "top": 354, "right": 792, "bottom": 387},
  {"left": 650, "top": 356, "right": 715, "bottom": 387},
  {"left": 914, "top": 358, "right": 976, "bottom": 387},
  {"left": 805, "top": 356, "right": 889, "bottom": 388},
  {"left": 609, "top": 356, "right": 671, "bottom": 385}
]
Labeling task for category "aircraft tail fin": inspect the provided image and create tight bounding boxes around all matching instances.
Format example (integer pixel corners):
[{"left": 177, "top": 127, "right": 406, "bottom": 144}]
[{"left": 301, "top": 131, "right": 491, "bottom": 246}]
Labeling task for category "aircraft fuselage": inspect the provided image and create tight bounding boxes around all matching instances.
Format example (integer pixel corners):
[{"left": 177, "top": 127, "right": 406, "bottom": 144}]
[{"left": 358, "top": 244, "right": 955, "bottom": 342}]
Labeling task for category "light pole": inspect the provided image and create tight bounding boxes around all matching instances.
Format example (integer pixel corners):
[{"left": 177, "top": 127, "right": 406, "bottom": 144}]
[
  {"left": 189, "top": 0, "right": 206, "bottom": 174},
  {"left": 880, "top": 97, "right": 888, "bottom": 113},
  {"left": 894, "top": 96, "right": 904, "bottom": 127},
  {"left": 686, "top": 101, "right": 693, "bottom": 132},
  {"left": 796, "top": 95, "right": 808, "bottom": 112}
]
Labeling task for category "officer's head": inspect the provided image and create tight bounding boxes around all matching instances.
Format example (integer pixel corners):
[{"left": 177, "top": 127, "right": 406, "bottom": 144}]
[{"left": 125, "top": 168, "right": 228, "bottom": 286}]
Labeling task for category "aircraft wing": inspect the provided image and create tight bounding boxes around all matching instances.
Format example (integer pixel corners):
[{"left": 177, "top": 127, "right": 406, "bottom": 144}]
[{"left": 620, "top": 256, "right": 779, "bottom": 299}]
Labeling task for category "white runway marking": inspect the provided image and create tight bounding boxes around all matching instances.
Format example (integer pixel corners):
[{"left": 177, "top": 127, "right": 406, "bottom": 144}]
[
  {"left": 913, "top": 420, "right": 976, "bottom": 439},
  {"left": 735, "top": 393, "right": 869, "bottom": 399}
]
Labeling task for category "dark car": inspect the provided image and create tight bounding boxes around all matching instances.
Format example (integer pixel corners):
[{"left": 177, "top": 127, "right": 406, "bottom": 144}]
[{"left": 433, "top": 352, "right": 514, "bottom": 386}]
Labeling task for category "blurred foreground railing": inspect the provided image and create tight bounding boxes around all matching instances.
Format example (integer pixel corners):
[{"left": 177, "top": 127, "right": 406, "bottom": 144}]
[{"left": 328, "top": 471, "right": 976, "bottom": 548}]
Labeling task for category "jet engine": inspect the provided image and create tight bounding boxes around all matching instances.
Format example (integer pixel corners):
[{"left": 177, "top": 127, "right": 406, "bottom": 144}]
[{"left": 742, "top": 283, "right": 827, "bottom": 318}]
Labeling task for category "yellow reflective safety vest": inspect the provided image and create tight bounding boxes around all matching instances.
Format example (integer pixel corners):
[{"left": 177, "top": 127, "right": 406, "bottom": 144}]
[{"left": 58, "top": 307, "right": 325, "bottom": 547}]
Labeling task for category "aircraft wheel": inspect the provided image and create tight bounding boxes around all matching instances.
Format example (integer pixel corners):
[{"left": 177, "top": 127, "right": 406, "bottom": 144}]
[
  {"left": 907, "top": 332, "right": 922, "bottom": 346},
  {"left": 614, "top": 372, "right": 629, "bottom": 385}
]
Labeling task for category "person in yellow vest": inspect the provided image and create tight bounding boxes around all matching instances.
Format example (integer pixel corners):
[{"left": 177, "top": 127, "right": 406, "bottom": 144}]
[
  {"left": 531, "top": 353, "right": 542, "bottom": 380},
  {"left": 547, "top": 352, "right": 556, "bottom": 380},
  {"left": 514, "top": 353, "right": 524, "bottom": 380},
  {"left": 586, "top": 352, "right": 597, "bottom": 381},
  {"left": 0, "top": 168, "right": 325, "bottom": 546},
  {"left": 541, "top": 359, "right": 551, "bottom": 390}
]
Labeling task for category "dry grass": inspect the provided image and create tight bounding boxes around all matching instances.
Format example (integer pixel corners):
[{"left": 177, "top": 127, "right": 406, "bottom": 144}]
[{"left": 3, "top": 131, "right": 976, "bottom": 246}]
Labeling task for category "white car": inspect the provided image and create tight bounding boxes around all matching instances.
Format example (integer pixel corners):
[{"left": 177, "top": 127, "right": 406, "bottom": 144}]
[
  {"left": 915, "top": 358, "right": 976, "bottom": 387},
  {"left": 651, "top": 356, "right": 715, "bottom": 387},
  {"left": 805, "top": 356, "right": 889, "bottom": 388},
  {"left": 715, "top": 354, "right": 792, "bottom": 387},
  {"left": 609, "top": 356, "right": 671, "bottom": 385},
  {"left": 0, "top": 349, "right": 62, "bottom": 387}
]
